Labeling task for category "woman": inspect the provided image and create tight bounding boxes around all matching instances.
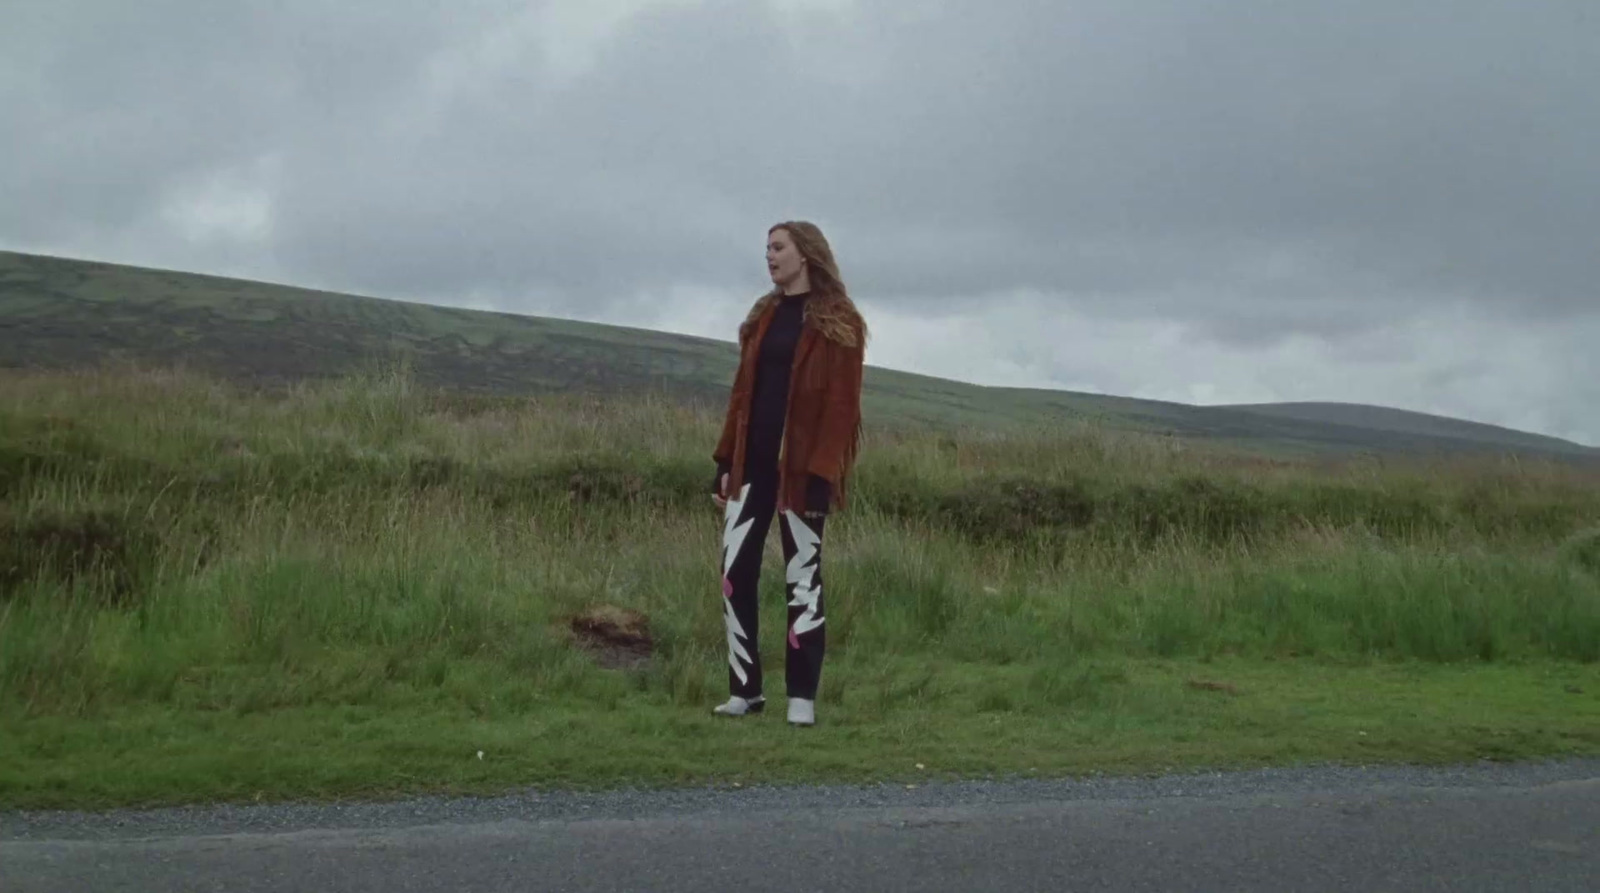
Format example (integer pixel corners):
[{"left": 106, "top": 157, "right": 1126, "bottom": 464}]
[{"left": 710, "top": 220, "right": 867, "bottom": 727}]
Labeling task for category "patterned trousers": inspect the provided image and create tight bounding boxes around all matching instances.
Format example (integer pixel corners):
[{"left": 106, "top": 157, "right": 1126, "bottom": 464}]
[{"left": 719, "top": 466, "right": 826, "bottom": 700}]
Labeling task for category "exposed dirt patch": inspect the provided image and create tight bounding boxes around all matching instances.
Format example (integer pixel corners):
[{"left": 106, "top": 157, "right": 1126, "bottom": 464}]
[
  {"left": 1186, "top": 679, "right": 1241, "bottom": 696},
  {"left": 566, "top": 470, "right": 645, "bottom": 504},
  {"left": 569, "top": 604, "right": 654, "bottom": 670},
  {"left": 0, "top": 509, "right": 159, "bottom": 605}
]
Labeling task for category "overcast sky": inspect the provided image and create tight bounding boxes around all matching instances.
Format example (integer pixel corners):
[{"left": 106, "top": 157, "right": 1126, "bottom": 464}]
[{"left": 4, "top": 1, "right": 1597, "bottom": 443}]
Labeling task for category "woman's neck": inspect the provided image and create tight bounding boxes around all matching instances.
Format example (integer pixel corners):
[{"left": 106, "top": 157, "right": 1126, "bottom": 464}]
[{"left": 782, "top": 269, "right": 812, "bottom": 296}]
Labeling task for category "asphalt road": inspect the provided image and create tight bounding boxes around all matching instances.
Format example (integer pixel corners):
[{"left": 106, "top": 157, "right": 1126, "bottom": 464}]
[{"left": 3, "top": 761, "right": 1597, "bottom": 892}]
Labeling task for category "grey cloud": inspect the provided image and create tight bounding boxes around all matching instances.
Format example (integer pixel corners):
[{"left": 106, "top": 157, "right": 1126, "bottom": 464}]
[
  {"left": 827, "top": 2, "right": 1600, "bottom": 317},
  {"left": 268, "top": 1, "right": 812, "bottom": 306},
  {"left": 7, "top": 0, "right": 1596, "bottom": 316},
  {"left": 2, "top": 1, "right": 476, "bottom": 259}
]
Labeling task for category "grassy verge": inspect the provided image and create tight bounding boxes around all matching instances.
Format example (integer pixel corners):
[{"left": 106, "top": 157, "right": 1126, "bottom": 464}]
[
  {"left": 4, "top": 659, "right": 1595, "bottom": 810},
  {"left": 2, "top": 365, "right": 1598, "bottom": 810}
]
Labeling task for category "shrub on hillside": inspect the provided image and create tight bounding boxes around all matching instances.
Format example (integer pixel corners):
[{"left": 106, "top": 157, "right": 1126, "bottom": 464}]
[
  {"left": 1561, "top": 528, "right": 1600, "bottom": 576},
  {"left": 866, "top": 472, "right": 1595, "bottom": 547},
  {"left": 0, "top": 509, "right": 161, "bottom": 606}
]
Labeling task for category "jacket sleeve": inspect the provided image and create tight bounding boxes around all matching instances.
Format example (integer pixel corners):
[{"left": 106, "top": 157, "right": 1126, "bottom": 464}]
[
  {"left": 712, "top": 337, "right": 747, "bottom": 465},
  {"left": 713, "top": 396, "right": 739, "bottom": 465},
  {"left": 804, "top": 340, "right": 864, "bottom": 488}
]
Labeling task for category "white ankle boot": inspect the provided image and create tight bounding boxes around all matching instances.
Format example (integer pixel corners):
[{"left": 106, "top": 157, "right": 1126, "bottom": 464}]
[
  {"left": 712, "top": 696, "right": 764, "bottom": 717},
  {"left": 787, "top": 697, "right": 815, "bottom": 726}
]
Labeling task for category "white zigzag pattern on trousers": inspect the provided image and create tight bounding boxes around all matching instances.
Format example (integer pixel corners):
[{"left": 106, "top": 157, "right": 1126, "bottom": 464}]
[
  {"left": 721, "top": 484, "right": 755, "bottom": 684},
  {"left": 783, "top": 510, "right": 824, "bottom": 639}
]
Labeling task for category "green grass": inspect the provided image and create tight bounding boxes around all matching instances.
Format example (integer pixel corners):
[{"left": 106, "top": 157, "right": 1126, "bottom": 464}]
[
  {"left": 6, "top": 661, "right": 1594, "bottom": 809},
  {"left": 1, "top": 365, "right": 1599, "bottom": 810}
]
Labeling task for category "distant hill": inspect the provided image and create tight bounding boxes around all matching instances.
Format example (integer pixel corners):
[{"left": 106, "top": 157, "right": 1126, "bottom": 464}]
[
  {"left": 1215, "top": 402, "right": 1589, "bottom": 458},
  {"left": 2, "top": 249, "right": 1595, "bottom": 461}
]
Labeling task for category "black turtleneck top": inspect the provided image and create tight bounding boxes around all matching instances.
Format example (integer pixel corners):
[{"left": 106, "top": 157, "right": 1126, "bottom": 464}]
[
  {"left": 745, "top": 292, "right": 808, "bottom": 472},
  {"left": 715, "top": 291, "right": 831, "bottom": 514}
]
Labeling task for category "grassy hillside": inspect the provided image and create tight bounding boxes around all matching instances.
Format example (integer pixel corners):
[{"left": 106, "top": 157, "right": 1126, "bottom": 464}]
[
  {"left": 4, "top": 249, "right": 1595, "bottom": 460},
  {"left": 1, "top": 365, "right": 1598, "bottom": 807}
]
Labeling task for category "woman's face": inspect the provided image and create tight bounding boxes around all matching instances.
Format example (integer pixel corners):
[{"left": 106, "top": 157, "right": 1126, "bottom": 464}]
[{"left": 766, "top": 229, "right": 806, "bottom": 287}]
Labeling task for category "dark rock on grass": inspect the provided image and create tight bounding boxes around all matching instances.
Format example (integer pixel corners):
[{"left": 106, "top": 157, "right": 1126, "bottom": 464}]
[{"left": 569, "top": 604, "right": 653, "bottom": 670}]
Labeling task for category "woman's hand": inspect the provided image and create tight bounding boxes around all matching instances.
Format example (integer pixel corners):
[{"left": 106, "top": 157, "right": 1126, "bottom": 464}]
[{"left": 712, "top": 473, "right": 729, "bottom": 510}]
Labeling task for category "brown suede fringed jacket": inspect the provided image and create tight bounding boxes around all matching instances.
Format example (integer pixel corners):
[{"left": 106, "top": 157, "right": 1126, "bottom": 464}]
[{"left": 713, "top": 291, "right": 866, "bottom": 513}]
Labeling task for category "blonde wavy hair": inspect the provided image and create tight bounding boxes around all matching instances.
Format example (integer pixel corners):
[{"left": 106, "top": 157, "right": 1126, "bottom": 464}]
[{"left": 740, "top": 221, "right": 868, "bottom": 348}]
